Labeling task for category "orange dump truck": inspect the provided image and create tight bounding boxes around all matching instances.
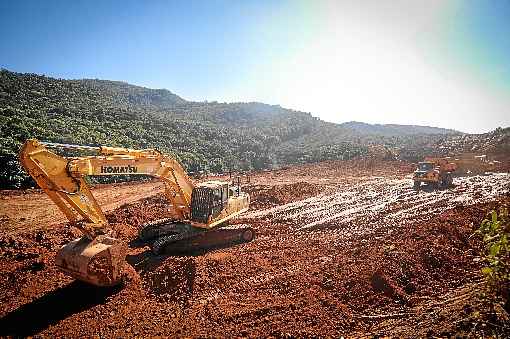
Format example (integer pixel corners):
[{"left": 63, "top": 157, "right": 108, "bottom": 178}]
[{"left": 413, "top": 157, "right": 457, "bottom": 190}]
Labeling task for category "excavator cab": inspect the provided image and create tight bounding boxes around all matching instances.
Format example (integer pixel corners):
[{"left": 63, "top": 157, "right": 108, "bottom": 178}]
[
  {"left": 190, "top": 179, "right": 249, "bottom": 228},
  {"left": 191, "top": 181, "right": 234, "bottom": 224}
]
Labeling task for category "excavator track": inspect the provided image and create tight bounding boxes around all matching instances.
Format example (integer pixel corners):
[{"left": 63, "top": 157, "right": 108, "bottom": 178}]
[
  {"left": 152, "top": 227, "right": 204, "bottom": 254},
  {"left": 138, "top": 218, "right": 181, "bottom": 241},
  {"left": 141, "top": 220, "right": 255, "bottom": 255}
]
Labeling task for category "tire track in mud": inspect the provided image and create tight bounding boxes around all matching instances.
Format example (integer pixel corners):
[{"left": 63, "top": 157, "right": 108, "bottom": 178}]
[
  {"left": 141, "top": 173, "right": 510, "bottom": 324},
  {"left": 1, "top": 168, "right": 509, "bottom": 337},
  {"left": 214, "top": 173, "right": 510, "bottom": 299},
  {"left": 247, "top": 174, "right": 510, "bottom": 239},
  {"left": 173, "top": 172, "right": 509, "bottom": 337}
]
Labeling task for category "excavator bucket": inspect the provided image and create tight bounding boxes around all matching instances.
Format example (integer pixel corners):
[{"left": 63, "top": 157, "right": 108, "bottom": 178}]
[{"left": 55, "top": 235, "right": 128, "bottom": 287}]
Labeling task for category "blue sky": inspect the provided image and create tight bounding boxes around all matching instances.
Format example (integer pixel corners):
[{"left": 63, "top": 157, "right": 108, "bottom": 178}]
[{"left": 1, "top": 0, "right": 509, "bottom": 133}]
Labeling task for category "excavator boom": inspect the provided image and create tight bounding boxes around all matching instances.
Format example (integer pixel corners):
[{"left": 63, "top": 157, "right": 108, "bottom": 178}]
[{"left": 20, "top": 139, "right": 195, "bottom": 237}]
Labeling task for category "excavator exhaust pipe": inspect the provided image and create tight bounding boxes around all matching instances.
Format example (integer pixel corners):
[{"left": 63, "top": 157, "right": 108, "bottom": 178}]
[{"left": 55, "top": 235, "right": 127, "bottom": 287}]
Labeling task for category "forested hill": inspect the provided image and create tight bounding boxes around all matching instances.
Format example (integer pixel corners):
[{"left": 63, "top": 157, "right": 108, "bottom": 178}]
[
  {"left": 0, "top": 69, "right": 464, "bottom": 188},
  {"left": 339, "top": 121, "right": 458, "bottom": 136}
]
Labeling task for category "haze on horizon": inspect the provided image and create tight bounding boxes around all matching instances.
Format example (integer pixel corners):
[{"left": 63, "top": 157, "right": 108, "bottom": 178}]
[{"left": 1, "top": 0, "right": 509, "bottom": 134}]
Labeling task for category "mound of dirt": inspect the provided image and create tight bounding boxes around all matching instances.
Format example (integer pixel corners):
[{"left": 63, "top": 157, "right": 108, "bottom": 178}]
[
  {"left": 244, "top": 182, "right": 324, "bottom": 209},
  {"left": 106, "top": 194, "right": 174, "bottom": 227}
]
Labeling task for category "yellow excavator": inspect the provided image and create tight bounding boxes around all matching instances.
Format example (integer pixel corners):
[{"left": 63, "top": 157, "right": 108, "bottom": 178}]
[{"left": 19, "top": 139, "right": 253, "bottom": 287}]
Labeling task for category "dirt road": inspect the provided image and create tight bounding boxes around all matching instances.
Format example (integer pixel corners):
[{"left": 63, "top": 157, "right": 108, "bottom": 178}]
[
  {"left": 0, "top": 181, "right": 163, "bottom": 233},
  {"left": 0, "top": 160, "right": 509, "bottom": 337}
]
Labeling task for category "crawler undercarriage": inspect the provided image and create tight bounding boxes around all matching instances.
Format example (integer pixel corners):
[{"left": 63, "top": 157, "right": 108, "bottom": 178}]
[{"left": 139, "top": 219, "right": 255, "bottom": 254}]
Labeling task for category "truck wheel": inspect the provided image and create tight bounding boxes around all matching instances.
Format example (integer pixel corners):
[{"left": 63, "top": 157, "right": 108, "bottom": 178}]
[
  {"left": 413, "top": 181, "right": 421, "bottom": 190},
  {"left": 241, "top": 228, "right": 255, "bottom": 242},
  {"left": 428, "top": 182, "right": 439, "bottom": 190},
  {"left": 439, "top": 177, "right": 447, "bottom": 189}
]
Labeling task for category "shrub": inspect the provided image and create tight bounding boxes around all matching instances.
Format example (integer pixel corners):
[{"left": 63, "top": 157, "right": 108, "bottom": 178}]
[{"left": 477, "top": 208, "right": 509, "bottom": 310}]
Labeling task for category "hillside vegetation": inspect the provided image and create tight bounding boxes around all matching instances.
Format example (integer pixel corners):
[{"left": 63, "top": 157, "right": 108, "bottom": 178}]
[{"left": 2, "top": 69, "right": 506, "bottom": 189}]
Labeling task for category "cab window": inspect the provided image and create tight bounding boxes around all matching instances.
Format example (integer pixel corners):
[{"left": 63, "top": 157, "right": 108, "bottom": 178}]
[{"left": 418, "top": 163, "right": 433, "bottom": 171}]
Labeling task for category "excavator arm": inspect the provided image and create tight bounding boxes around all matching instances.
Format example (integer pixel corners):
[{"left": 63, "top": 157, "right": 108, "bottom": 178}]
[
  {"left": 20, "top": 139, "right": 195, "bottom": 238},
  {"left": 19, "top": 139, "right": 197, "bottom": 286}
]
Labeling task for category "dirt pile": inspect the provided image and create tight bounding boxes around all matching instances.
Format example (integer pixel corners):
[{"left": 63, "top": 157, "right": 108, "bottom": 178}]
[
  {"left": 441, "top": 128, "right": 510, "bottom": 156},
  {"left": 244, "top": 182, "right": 324, "bottom": 209},
  {"left": 106, "top": 194, "right": 173, "bottom": 227}
]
